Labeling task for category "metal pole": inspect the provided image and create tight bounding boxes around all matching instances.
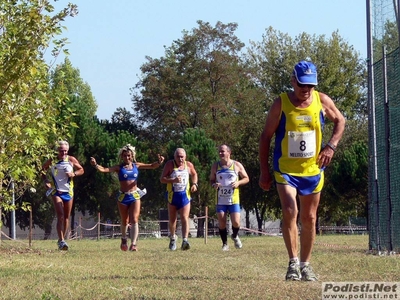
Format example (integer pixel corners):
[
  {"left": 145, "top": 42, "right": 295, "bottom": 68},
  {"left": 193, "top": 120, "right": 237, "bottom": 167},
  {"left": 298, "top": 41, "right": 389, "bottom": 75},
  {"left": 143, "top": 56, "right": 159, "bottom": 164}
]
[
  {"left": 382, "top": 46, "right": 393, "bottom": 252},
  {"left": 396, "top": 0, "right": 400, "bottom": 48},
  {"left": 367, "top": 0, "right": 381, "bottom": 252},
  {"left": 10, "top": 178, "right": 16, "bottom": 239}
]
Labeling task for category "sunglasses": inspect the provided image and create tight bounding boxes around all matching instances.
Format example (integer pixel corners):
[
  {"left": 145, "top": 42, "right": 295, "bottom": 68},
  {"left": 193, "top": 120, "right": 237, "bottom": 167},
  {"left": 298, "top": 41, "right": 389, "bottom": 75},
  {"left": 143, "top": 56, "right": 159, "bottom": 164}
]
[{"left": 296, "top": 81, "right": 315, "bottom": 89}]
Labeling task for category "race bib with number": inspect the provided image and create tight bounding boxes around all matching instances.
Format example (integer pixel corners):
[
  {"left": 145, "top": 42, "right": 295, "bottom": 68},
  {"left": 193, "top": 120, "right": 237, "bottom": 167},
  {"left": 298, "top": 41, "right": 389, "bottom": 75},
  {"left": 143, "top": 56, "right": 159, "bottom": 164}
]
[
  {"left": 173, "top": 176, "right": 187, "bottom": 192},
  {"left": 217, "top": 186, "right": 234, "bottom": 205},
  {"left": 288, "top": 130, "right": 316, "bottom": 158}
]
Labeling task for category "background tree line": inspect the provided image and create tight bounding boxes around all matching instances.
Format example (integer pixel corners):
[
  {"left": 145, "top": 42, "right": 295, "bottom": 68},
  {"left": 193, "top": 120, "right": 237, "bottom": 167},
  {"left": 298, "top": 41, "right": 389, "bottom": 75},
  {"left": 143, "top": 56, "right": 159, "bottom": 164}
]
[{"left": 1, "top": 1, "right": 370, "bottom": 238}]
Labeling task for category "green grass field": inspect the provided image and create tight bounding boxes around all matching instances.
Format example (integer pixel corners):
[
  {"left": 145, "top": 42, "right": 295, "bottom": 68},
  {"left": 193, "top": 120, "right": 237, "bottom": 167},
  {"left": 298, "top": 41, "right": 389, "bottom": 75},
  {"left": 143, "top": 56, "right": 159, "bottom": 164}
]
[{"left": 0, "top": 234, "right": 398, "bottom": 300}]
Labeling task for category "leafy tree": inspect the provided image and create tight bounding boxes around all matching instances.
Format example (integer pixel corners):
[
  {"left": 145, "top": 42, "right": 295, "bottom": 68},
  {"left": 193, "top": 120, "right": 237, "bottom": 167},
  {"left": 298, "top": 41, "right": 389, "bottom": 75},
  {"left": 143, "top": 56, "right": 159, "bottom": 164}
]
[
  {"left": 7, "top": 56, "right": 100, "bottom": 234},
  {"left": 102, "top": 107, "right": 141, "bottom": 136},
  {"left": 0, "top": 1, "right": 77, "bottom": 223},
  {"left": 131, "top": 21, "right": 258, "bottom": 144},
  {"left": 322, "top": 122, "right": 369, "bottom": 224},
  {"left": 130, "top": 21, "right": 269, "bottom": 230},
  {"left": 47, "top": 58, "right": 99, "bottom": 227},
  {"left": 246, "top": 27, "right": 366, "bottom": 120}
]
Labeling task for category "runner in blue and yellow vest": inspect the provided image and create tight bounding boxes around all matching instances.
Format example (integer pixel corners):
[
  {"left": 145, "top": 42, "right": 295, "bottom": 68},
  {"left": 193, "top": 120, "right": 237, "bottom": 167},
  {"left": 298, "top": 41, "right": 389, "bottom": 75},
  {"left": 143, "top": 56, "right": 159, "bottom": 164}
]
[
  {"left": 42, "top": 140, "right": 84, "bottom": 251},
  {"left": 160, "top": 148, "right": 198, "bottom": 251},
  {"left": 259, "top": 61, "right": 345, "bottom": 281},
  {"left": 273, "top": 90, "right": 324, "bottom": 195},
  {"left": 210, "top": 144, "right": 249, "bottom": 251},
  {"left": 90, "top": 144, "right": 164, "bottom": 252}
]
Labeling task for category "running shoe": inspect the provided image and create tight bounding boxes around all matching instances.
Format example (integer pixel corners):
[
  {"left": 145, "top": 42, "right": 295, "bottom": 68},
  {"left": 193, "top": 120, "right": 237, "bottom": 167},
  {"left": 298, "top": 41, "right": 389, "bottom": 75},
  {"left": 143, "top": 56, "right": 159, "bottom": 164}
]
[
  {"left": 129, "top": 244, "right": 138, "bottom": 251},
  {"left": 222, "top": 244, "right": 229, "bottom": 251},
  {"left": 169, "top": 234, "right": 177, "bottom": 251},
  {"left": 58, "top": 240, "right": 68, "bottom": 251},
  {"left": 181, "top": 239, "right": 190, "bottom": 250},
  {"left": 285, "top": 260, "right": 301, "bottom": 281},
  {"left": 120, "top": 237, "right": 128, "bottom": 251},
  {"left": 231, "top": 235, "right": 243, "bottom": 249},
  {"left": 301, "top": 265, "right": 318, "bottom": 281}
]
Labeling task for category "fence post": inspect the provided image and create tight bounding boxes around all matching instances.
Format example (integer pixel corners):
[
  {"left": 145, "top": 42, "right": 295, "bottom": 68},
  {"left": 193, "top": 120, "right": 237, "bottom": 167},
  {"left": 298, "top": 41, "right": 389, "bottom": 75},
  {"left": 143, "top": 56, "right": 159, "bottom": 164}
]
[
  {"left": 205, "top": 206, "right": 208, "bottom": 244},
  {"left": 29, "top": 207, "right": 33, "bottom": 248},
  {"left": 79, "top": 216, "right": 82, "bottom": 241},
  {"left": 0, "top": 206, "right": 2, "bottom": 245},
  {"left": 97, "top": 212, "right": 100, "bottom": 240}
]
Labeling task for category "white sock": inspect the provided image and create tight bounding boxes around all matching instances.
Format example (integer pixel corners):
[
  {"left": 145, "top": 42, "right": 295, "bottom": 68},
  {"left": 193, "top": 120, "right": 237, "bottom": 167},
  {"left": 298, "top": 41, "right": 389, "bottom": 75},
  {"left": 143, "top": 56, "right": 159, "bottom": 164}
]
[
  {"left": 130, "top": 223, "right": 138, "bottom": 245},
  {"left": 300, "top": 262, "right": 310, "bottom": 268},
  {"left": 290, "top": 257, "right": 299, "bottom": 264}
]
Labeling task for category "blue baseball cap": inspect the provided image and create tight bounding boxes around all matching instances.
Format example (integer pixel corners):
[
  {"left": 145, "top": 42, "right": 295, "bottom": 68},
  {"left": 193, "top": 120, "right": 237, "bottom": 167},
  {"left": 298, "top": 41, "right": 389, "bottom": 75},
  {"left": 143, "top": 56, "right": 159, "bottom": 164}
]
[{"left": 293, "top": 61, "right": 318, "bottom": 85}]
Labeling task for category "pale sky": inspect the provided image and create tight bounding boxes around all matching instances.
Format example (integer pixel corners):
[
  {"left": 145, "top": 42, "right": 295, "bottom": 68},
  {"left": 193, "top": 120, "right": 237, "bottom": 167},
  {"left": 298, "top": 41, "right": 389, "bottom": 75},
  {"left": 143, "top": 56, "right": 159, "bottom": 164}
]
[{"left": 50, "top": 0, "right": 368, "bottom": 120}]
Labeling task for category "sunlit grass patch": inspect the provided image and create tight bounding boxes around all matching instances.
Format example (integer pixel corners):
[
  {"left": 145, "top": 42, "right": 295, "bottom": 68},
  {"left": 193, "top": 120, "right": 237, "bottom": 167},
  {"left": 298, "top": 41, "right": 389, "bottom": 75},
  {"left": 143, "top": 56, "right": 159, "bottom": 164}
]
[{"left": 0, "top": 234, "right": 398, "bottom": 299}]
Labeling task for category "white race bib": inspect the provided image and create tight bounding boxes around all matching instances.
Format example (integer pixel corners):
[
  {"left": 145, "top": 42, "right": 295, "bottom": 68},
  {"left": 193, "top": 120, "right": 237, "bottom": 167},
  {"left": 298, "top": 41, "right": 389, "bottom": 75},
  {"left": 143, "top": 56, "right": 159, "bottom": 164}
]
[
  {"left": 173, "top": 176, "right": 187, "bottom": 192},
  {"left": 217, "top": 186, "right": 234, "bottom": 205},
  {"left": 288, "top": 130, "right": 316, "bottom": 158}
]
